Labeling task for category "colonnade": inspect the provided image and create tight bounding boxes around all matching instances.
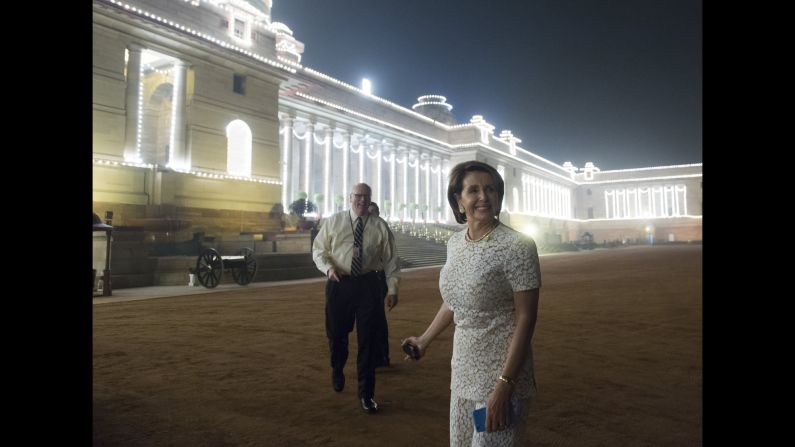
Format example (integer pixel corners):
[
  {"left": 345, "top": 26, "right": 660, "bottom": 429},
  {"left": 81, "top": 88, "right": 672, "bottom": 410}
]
[{"left": 279, "top": 115, "right": 451, "bottom": 222}]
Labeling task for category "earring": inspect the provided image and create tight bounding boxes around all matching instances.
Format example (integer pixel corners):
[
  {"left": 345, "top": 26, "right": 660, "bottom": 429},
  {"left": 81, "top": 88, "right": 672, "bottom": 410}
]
[{"left": 459, "top": 207, "right": 465, "bottom": 214}]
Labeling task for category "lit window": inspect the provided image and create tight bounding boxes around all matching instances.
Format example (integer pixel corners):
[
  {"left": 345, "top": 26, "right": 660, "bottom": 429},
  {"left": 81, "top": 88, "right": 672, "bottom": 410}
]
[{"left": 226, "top": 120, "right": 252, "bottom": 177}]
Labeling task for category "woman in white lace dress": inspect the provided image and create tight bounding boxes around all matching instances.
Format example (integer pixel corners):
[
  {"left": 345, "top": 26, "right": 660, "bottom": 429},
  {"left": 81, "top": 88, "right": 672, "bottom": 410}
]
[{"left": 402, "top": 160, "right": 541, "bottom": 446}]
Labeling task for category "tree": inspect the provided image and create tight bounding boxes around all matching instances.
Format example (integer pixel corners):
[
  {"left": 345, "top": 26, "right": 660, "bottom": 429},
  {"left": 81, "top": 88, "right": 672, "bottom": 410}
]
[
  {"left": 383, "top": 199, "right": 392, "bottom": 219},
  {"left": 314, "top": 193, "right": 325, "bottom": 218},
  {"left": 408, "top": 203, "right": 419, "bottom": 223},
  {"left": 288, "top": 191, "right": 317, "bottom": 218},
  {"left": 334, "top": 194, "right": 345, "bottom": 212}
]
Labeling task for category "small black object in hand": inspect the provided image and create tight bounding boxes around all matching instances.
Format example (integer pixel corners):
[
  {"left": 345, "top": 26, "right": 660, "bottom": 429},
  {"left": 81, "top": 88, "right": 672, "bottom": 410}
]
[{"left": 402, "top": 341, "right": 420, "bottom": 359}]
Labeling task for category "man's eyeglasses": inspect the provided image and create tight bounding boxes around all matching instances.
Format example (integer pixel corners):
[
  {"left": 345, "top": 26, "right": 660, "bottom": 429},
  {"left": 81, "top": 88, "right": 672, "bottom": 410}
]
[{"left": 351, "top": 194, "right": 371, "bottom": 200}]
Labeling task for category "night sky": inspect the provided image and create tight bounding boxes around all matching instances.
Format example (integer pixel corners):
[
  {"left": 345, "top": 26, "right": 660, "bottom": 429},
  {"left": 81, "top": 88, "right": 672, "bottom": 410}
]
[{"left": 270, "top": 0, "right": 702, "bottom": 171}]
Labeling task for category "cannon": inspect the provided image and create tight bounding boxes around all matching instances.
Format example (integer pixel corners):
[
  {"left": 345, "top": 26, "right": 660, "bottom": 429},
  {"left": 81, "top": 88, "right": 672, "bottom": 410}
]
[{"left": 195, "top": 247, "right": 257, "bottom": 288}]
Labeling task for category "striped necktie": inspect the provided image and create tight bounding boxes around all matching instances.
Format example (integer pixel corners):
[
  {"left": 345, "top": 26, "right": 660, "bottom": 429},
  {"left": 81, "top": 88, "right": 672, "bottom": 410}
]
[{"left": 351, "top": 217, "right": 364, "bottom": 276}]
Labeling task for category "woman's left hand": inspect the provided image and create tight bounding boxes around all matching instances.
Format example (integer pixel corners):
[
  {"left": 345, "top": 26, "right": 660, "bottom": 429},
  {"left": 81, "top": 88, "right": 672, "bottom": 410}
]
[{"left": 485, "top": 381, "right": 513, "bottom": 432}]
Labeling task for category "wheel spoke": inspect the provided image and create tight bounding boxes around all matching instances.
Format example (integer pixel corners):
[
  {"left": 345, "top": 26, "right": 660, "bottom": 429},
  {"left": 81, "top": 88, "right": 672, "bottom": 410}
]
[{"left": 196, "top": 249, "right": 222, "bottom": 288}]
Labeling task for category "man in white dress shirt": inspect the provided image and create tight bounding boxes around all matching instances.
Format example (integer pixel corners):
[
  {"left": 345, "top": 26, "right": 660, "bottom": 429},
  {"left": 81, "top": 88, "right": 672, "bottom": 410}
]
[{"left": 312, "top": 183, "right": 400, "bottom": 413}]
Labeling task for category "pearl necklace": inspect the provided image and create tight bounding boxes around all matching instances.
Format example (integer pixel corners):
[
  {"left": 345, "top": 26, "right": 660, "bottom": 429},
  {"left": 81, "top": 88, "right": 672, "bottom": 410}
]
[{"left": 465, "top": 221, "right": 499, "bottom": 242}]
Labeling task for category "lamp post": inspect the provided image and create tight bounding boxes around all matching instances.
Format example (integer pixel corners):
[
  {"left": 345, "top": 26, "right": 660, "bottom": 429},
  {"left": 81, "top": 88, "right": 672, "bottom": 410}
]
[{"left": 645, "top": 224, "right": 654, "bottom": 245}]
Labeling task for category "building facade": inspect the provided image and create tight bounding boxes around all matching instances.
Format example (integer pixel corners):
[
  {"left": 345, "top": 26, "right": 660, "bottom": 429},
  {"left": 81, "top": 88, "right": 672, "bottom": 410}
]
[{"left": 93, "top": 0, "right": 702, "bottom": 245}]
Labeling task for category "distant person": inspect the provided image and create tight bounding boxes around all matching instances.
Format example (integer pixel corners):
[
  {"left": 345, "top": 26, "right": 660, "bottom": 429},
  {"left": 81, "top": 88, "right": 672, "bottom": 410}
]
[
  {"left": 368, "top": 201, "right": 392, "bottom": 368},
  {"left": 312, "top": 183, "right": 400, "bottom": 413},
  {"left": 402, "top": 160, "right": 542, "bottom": 445}
]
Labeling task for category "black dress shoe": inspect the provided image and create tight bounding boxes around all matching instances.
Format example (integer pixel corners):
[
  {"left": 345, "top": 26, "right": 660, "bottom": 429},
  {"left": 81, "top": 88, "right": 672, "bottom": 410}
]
[
  {"left": 332, "top": 369, "right": 345, "bottom": 392},
  {"left": 360, "top": 397, "right": 379, "bottom": 413}
]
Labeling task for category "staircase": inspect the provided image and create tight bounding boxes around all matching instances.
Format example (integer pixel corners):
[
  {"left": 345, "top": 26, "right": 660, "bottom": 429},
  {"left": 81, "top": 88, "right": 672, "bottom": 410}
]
[{"left": 393, "top": 229, "right": 450, "bottom": 268}]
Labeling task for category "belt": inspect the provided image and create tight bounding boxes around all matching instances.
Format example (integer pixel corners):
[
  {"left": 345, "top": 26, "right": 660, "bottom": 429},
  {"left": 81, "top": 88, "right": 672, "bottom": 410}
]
[{"left": 338, "top": 271, "right": 378, "bottom": 280}]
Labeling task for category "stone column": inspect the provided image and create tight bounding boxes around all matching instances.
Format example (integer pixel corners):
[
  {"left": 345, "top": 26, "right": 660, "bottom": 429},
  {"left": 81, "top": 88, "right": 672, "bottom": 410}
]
[
  {"left": 358, "top": 139, "right": 366, "bottom": 185},
  {"left": 342, "top": 130, "right": 350, "bottom": 209},
  {"left": 323, "top": 126, "right": 333, "bottom": 215},
  {"left": 389, "top": 147, "right": 396, "bottom": 219},
  {"left": 303, "top": 121, "right": 314, "bottom": 196},
  {"left": 413, "top": 150, "right": 420, "bottom": 222},
  {"left": 280, "top": 115, "right": 294, "bottom": 207},
  {"left": 169, "top": 60, "right": 189, "bottom": 170},
  {"left": 424, "top": 153, "right": 430, "bottom": 222},
  {"left": 442, "top": 159, "right": 450, "bottom": 222},
  {"left": 433, "top": 155, "right": 442, "bottom": 221},
  {"left": 123, "top": 44, "right": 144, "bottom": 162},
  {"left": 376, "top": 142, "right": 382, "bottom": 207},
  {"left": 400, "top": 147, "right": 408, "bottom": 221}
]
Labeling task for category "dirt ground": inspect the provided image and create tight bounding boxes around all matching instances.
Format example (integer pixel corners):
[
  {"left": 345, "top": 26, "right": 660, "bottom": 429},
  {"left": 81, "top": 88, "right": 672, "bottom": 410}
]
[{"left": 93, "top": 244, "right": 702, "bottom": 446}]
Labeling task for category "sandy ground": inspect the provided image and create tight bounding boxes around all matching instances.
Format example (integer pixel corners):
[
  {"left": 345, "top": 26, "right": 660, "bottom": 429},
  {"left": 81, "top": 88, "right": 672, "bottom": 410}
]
[{"left": 93, "top": 244, "right": 702, "bottom": 446}]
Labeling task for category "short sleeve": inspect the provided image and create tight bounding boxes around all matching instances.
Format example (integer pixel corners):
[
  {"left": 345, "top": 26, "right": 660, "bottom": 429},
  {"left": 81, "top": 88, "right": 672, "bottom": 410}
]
[{"left": 504, "top": 236, "right": 542, "bottom": 292}]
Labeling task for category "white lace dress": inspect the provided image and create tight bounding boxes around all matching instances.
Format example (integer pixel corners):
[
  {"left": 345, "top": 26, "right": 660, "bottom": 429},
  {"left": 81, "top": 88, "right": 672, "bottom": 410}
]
[{"left": 439, "top": 223, "right": 542, "bottom": 445}]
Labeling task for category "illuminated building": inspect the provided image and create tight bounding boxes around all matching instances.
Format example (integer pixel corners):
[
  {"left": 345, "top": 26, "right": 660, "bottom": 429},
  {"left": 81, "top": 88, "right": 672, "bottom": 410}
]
[{"left": 93, "top": 0, "right": 702, "bottom": 247}]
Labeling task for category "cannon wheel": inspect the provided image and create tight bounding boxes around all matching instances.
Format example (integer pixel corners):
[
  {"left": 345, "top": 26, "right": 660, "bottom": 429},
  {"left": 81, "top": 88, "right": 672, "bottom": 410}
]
[
  {"left": 231, "top": 248, "right": 257, "bottom": 285},
  {"left": 196, "top": 248, "right": 223, "bottom": 288}
]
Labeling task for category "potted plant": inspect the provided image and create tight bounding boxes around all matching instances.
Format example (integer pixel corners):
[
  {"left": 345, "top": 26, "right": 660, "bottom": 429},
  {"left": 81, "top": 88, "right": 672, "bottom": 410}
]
[
  {"left": 314, "top": 193, "right": 325, "bottom": 219},
  {"left": 408, "top": 203, "right": 418, "bottom": 224},
  {"left": 334, "top": 194, "right": 345, "bottom": 212},
  {"left": 288, "top": 192, "right": 318, "bottom": 231},
  {"left": 382, "top": 199, "right": 392, "bottom": 220}
]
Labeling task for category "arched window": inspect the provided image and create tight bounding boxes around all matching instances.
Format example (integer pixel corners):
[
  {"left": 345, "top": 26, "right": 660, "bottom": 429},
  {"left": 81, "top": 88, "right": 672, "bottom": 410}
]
[{"left": 226, "top": 120, "right": 252, "bottom": 177}]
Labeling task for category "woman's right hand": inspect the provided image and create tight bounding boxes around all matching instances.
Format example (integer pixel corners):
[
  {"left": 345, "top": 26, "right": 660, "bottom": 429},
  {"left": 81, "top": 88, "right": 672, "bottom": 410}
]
[{"left": 401, "top": 336, "right": 425, "bottom": 361}]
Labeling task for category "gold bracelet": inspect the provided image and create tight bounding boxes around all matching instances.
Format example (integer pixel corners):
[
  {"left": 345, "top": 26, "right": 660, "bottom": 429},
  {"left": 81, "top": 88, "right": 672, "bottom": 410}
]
[{"left": 498, "top": 375, "right": 515, "bottom": 385}]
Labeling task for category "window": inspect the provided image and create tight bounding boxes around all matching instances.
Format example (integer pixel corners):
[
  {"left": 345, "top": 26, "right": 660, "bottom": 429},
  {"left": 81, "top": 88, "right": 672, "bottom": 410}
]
[
  {"left": 226, "top": 120, "right": 252, "bottom": 177},
  {"left": 586, "top": 188, "right": 592, "bottom": 196},
  {"left": 234, "top": 18, "right": 246, "bottom": 39},
  {"left": 233, "top": 74, "right": 246, "bottom": 95},
  {"left": 220, "top": 18, "right": 228, "bottom": 28}
]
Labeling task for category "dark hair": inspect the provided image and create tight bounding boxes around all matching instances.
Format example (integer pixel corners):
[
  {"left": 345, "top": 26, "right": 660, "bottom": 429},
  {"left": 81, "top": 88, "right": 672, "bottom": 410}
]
[
  {"left": 447, "top": 160, "right": 504, "bottom": 224},
  {"left": 368, "top": 201, "right": 379, "bottom": 211}
]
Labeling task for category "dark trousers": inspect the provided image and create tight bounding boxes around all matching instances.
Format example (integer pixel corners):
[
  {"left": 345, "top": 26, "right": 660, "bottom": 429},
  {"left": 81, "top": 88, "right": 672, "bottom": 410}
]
[
  {"left": 373, "top": 271, "right": 389, "bottom": 365},
  {"left": 325, "top": 271, "right": 381, "bottom": 399}
]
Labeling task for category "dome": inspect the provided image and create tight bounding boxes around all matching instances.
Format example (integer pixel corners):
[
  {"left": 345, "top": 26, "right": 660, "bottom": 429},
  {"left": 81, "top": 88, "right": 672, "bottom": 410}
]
[{"left": 411, "top": 95, "right": 457, "bottom": 125}]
